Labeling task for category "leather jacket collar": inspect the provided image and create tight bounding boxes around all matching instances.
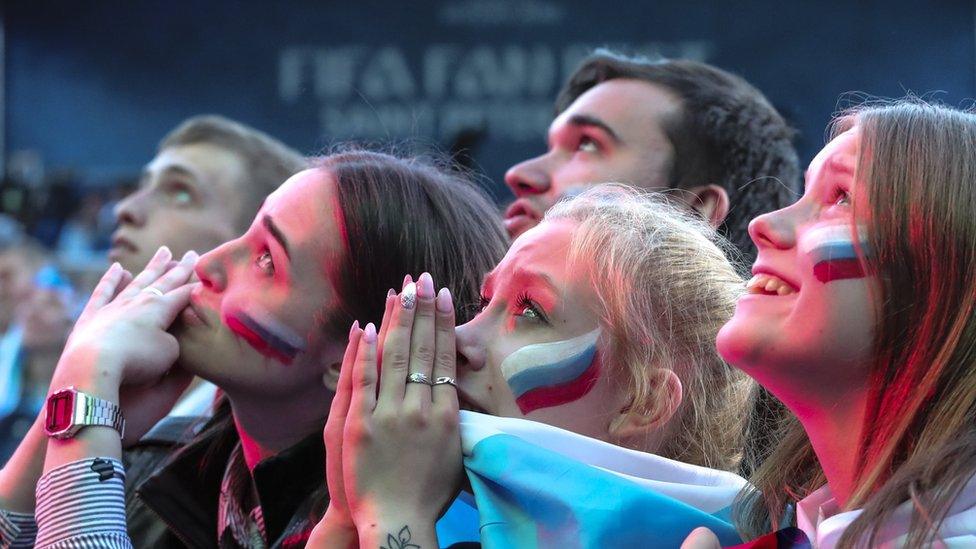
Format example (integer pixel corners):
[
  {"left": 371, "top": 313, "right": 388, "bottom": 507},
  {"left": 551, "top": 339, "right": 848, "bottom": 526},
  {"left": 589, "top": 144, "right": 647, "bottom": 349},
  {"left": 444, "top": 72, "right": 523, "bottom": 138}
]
[{"left": 134, "top": 415, "right": 327, "bottom": 548}]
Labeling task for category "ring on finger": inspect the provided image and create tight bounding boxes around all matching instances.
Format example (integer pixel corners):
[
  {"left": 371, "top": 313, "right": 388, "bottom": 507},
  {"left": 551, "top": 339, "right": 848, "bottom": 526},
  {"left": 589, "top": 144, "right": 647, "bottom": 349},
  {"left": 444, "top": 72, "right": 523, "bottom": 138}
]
[
  {"left": 142, "top": 286, "right": 165, "bottom": 297},
  {"left": 406, "top": 372, "right": 433, "bottom": 385},
  {"left": 432, "top": 376, "right": 457, "bottom": 388}
]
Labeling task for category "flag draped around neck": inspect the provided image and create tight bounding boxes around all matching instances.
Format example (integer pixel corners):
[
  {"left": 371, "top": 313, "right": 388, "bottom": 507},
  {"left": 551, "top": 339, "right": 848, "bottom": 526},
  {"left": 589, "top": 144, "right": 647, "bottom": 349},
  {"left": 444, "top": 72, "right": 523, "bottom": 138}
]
[{"left": 456, "top": 411, "right": 747, "bottom": 548}]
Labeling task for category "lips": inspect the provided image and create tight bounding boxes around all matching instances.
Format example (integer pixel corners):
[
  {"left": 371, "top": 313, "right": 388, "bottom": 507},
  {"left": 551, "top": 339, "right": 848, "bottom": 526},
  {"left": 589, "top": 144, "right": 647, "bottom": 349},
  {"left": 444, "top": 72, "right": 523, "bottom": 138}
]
[
  {"left": 747, "top": 266, "right": 800, "bottom": 296},
  {"left": 109, "top": 233, "right": 138, "bottom": 258},
  {"left": 503, "top": 200, "right": 542, "bottom": 237}
]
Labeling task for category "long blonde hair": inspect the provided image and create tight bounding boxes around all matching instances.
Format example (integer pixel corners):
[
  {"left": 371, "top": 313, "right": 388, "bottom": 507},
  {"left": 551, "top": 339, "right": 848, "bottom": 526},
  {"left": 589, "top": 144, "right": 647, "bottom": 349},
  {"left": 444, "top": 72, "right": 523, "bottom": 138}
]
[
  {"left": 736, "top": 100, "right": 976, "bottom": 547},
  {"left": 546, "top": 185, "right": 751, "bottom": 470}
]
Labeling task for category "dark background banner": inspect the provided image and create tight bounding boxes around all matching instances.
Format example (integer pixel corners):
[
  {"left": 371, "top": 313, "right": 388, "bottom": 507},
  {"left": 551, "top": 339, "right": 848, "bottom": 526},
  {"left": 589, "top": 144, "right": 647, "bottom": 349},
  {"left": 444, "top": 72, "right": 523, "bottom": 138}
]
[{"left": 5, "top": 0, "right": 974, "bottom": 199}]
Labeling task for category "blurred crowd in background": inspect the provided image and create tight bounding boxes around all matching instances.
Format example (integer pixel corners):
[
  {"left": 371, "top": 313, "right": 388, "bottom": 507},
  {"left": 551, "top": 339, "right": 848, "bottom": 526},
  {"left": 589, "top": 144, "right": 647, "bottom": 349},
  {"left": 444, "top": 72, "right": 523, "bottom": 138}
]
[{"left": 0, "top": 161, "right": 135, "bottom": 460}]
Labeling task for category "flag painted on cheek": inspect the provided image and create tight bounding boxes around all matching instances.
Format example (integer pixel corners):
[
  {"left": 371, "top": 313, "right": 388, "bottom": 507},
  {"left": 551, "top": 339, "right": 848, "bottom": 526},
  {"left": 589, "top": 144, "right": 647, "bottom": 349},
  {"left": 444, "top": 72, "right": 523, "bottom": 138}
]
[
  {"left": 500, "top": 329, "right": 601, "bottom": 415},
  {"left": 799, "top": 224, "right": 870, "bottom": 283},
  {"left": 454, "top": 411, "right": 747, "bottom": 548},
  {"left": 225, "top": 304, "right": 306, "bottom": 364}
]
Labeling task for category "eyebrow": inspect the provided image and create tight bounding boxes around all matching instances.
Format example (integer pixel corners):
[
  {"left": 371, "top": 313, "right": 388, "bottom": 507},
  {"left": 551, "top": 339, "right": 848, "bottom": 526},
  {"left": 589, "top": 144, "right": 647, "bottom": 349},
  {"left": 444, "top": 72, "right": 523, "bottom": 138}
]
[
  {"left": 566, "top": 114, "right": 622, "bottom": 145},
  {"left": 262, "top": 215, "right": 291, "bottom": 259},
  {"left": 482, "top": 267, "right": 559, "bottom": 296},
  {"left": 140, "top": 165, "right": 200, "bottom": 187}
]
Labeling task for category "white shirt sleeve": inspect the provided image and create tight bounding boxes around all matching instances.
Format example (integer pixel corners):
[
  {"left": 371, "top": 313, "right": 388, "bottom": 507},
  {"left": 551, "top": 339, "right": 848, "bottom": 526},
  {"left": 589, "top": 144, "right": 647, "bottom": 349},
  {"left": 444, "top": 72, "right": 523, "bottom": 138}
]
[{"left": 33, "top": 457, "right": 132, "bottom": 549}]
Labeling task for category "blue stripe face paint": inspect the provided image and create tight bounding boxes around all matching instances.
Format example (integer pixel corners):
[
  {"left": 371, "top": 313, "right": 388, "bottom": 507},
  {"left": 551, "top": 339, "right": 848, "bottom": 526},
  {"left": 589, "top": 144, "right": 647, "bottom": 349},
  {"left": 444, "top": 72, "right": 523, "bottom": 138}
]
[
  {"left": 499, "top": 329, "right": 602, "bottom": 414},
  {"left": 798, "top": 223, "right": 870, "bottom": 283},
  {"left": 226, "top": 304, "right": 307, "bottom": 364}
]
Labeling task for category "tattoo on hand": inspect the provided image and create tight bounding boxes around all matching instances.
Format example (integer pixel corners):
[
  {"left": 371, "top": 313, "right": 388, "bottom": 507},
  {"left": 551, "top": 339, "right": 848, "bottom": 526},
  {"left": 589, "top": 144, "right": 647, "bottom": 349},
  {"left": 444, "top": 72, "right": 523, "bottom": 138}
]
[{"left": 380, "top": 525, "right": 420, "bottom": 549}]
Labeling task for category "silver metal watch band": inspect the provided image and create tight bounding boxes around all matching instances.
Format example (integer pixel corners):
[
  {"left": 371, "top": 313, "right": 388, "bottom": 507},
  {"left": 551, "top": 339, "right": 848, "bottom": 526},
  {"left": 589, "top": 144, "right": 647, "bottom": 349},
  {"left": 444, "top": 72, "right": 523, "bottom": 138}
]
[{"left": 75, "top": 392, "right": 126, "bottom": 438}]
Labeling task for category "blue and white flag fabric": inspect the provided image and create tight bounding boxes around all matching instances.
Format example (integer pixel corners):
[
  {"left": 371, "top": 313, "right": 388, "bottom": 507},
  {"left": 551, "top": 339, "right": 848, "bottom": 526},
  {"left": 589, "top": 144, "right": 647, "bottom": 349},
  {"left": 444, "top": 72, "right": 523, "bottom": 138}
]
[{"left": 456, "top": 411, "right": 746, "bottom": 548}]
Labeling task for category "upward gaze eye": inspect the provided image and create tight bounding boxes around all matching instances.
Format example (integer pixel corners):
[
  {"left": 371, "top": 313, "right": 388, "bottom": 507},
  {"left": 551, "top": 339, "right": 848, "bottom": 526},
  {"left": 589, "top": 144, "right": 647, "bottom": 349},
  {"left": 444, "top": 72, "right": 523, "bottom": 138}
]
[
  {"left": 256, "top": 250, "right": 275, "bottom": 275},
  {"left": 577, "top": 137, "right": 599, "bottom": 153},
  {"left": 833, "top": 189, "right": 852, "bottom": 206}
]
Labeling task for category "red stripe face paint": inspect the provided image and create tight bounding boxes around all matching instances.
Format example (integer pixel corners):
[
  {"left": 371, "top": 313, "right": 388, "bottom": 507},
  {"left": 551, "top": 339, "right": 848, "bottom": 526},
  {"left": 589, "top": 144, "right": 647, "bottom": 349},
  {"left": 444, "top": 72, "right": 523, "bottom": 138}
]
[
  {"left": 226, "top": 304, "right": 307, "bottom": 365},
  {"left": 799, "top": 224, "right": 870, "bottom": 283},
  {"left": 499, "top": 329, "right": 602, "bottom": 415}
]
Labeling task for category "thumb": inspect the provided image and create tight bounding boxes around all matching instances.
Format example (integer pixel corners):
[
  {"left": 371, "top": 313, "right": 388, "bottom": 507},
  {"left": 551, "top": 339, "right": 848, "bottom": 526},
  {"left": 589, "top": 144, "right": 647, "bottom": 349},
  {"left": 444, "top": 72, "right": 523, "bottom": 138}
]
[{"left": 681, "top": 527, "right": 722, "bottom": 549}]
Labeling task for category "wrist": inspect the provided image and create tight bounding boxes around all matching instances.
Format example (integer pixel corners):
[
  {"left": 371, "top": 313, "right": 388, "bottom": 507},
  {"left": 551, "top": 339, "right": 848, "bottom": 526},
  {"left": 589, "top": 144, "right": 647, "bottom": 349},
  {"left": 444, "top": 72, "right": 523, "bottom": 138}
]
[
  {"left": 355, "top": 511, "right": 438, "bottom": 548},
  {"left": 316, "top": 507, "right": 359, "bottom": 549},
  {"left": 50, "top": 351, "right": 123, "bottom": 404}
]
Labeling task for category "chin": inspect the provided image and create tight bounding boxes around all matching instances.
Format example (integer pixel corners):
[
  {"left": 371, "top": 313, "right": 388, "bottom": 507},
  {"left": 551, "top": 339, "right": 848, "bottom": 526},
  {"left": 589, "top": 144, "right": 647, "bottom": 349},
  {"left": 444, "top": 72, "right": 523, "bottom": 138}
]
[{"left": 715, "top": 318, "right": 769, "bottom": 374}]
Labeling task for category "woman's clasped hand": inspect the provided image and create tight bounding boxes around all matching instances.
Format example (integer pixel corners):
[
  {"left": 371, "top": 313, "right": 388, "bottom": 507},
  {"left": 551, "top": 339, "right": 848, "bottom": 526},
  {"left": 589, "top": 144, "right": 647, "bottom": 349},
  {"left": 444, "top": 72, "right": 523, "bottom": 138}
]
[{"left": 312, "top": 272, "right": 463, "bottom": 549}]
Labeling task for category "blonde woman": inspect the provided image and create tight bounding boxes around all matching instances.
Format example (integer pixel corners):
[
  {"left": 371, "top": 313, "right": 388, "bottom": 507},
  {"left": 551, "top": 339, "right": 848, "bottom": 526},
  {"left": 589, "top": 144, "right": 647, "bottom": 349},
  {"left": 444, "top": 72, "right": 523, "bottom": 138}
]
[{"left": 312, "top": 186, "right": 754, "bottom": 548}]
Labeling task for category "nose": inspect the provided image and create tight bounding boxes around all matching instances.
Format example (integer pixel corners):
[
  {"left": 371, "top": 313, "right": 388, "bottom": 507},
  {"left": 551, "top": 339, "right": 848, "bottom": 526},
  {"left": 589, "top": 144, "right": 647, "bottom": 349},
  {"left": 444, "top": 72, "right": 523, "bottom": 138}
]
[
  {"left": 454, "top": 319, "right": 487, "bottom": 374},
  {"left": 194, "top": 240, "right": 239, "bottom": 292},
  {"left": 114, "top": 189, "right": 148, "bottom": 228},
  {"left": 504, "top": 155, "right": 552, "bottom": 197},
  {"left": 748, "top": 206, "right": 798, "bottom": 251}
]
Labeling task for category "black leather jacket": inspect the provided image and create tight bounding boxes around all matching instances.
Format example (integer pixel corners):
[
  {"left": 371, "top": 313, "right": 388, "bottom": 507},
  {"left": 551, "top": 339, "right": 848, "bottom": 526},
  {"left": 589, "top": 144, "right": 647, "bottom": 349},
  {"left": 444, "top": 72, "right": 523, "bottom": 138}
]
[{"left": 124, "top": 415, "right": 327, "bottom": 548}]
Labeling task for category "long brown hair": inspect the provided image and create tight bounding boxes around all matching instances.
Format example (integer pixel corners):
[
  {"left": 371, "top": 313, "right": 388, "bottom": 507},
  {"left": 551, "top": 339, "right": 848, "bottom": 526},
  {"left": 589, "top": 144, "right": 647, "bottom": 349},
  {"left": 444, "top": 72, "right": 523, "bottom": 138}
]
[{"left": 735, "top": 100, "right": 976, "bottom": 547}]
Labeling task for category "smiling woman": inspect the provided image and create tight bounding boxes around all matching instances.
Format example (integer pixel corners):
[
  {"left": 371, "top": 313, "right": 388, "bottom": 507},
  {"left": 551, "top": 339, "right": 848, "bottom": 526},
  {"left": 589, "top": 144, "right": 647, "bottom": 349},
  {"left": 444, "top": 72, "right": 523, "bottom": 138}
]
[{"left": 722, "top": 101, "right": 976, "bottom": 548}]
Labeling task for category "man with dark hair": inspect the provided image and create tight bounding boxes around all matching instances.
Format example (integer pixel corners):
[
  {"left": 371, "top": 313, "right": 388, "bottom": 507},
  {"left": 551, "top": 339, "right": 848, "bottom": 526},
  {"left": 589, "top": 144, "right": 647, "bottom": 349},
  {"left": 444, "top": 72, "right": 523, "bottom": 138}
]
[
  {"left": 110, "top": 115, "right": 306, "bottom": 273},
  {"left": 504, "top": 50, "right": 800, "bottom": 265}
]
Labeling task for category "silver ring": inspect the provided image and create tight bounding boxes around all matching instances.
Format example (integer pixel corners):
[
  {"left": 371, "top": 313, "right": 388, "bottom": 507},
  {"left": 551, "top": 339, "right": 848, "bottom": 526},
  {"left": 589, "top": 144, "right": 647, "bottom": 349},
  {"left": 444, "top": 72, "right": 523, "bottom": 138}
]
[
  {"left": 406, "top": 372, "right": 433, "bottom": 385},
  {"left": 432, "top": 376, "right": 457, "bottom": 388},
  {"left": 143, "top": 287, "right": 165, "bottom": 297}
]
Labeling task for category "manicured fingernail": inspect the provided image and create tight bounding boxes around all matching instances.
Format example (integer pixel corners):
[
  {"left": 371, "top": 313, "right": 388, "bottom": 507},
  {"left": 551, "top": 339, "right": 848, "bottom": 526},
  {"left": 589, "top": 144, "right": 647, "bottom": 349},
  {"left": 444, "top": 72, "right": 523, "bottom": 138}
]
[
  {"left": 181, "top": 250, "right": 198, "bottom": 262},
  {"left": 401, "top": 282, "right": 417, "bottom": 309},
  {"left": 153, "top": 246, "right": 170, "bottom": 261},
  {"left": 363, "top": 322, "right": 377, "bottom": 343},
  {"left": 402, "top": 274, "right": 413, "bottom": 290},
  {"left": 418, "top": 272, "right": 434, "bottom": 299},
  {"left": 387, "top": 288, "right": 396, "bottom": 299},
  {"left": 435, "top": 287, "right": 453, "bottom": 313},
  {"left": 349, "top": 319, "right": 359, "bottom": 337}
]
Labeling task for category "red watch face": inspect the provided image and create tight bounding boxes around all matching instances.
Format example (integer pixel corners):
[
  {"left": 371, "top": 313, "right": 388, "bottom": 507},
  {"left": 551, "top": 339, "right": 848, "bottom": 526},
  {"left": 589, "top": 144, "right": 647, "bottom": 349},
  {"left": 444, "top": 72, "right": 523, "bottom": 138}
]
[{"left": 45, "top": 390, "right": 76, "bottom": 434}]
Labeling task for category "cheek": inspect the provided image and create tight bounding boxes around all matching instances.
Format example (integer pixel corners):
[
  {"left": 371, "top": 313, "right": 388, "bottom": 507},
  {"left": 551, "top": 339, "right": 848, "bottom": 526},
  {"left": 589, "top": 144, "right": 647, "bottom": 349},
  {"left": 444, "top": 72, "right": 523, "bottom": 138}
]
[
  {"left": 498, "top": 329, "right": 602, "bottom": 415},
  {"left": 222, "top": 298, "right": 310, "bottom": 366}
]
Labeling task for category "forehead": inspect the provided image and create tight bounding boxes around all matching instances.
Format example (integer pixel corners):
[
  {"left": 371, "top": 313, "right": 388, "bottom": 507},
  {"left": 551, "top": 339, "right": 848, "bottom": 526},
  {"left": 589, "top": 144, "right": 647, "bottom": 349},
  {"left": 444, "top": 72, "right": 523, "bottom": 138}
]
[
  {"left": 495, "top": 220, "right": 577, "bottom": 280},
  {"left": 262, "top": 168, "right": 344, "bottom": 266},
  {"left": 806, "top": 128, "right": 859, "bottom": 185},
  {"left": 552, "top": 78, "right": 682, "bottom": 137},
  {"left": 145, "top": 143, "right": 247, "bottom": 190}
]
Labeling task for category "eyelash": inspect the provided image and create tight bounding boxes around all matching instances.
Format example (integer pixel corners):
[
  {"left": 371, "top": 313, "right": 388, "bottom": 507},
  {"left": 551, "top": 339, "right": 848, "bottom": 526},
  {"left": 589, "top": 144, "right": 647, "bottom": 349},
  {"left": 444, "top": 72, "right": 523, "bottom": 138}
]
[
  {"left": 479, "top": 292, "right": 547, "bottom": 323},
  {"left": 256, "top": 249, "right": 275, "bottom": 275},
  {"left": 831, "top": 188, "right": 852, "bottom": 206}
]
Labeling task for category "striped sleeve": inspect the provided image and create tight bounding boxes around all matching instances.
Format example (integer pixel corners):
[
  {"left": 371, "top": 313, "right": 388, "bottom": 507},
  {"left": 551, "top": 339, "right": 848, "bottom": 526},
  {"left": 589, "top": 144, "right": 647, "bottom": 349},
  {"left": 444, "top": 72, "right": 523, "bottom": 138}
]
[
  {"left": 34, "top": 457, "right": 132, "bottom": 549},
  {"left": 0, "top": 509, "right": 37, "bottom": 548}
]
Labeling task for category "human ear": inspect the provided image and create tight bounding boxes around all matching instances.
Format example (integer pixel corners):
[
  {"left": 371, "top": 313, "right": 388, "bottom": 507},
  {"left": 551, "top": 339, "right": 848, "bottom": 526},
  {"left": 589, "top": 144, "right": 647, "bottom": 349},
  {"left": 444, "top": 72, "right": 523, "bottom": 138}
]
[
  {"left": 609, "top": 369, "right": 683, "bottom": 439},
  {"left": 322, "top": 360, "right": 342, "bottom": 392},
  {"left": 684, "top": 184, "right": 730, "bottom": 228}
]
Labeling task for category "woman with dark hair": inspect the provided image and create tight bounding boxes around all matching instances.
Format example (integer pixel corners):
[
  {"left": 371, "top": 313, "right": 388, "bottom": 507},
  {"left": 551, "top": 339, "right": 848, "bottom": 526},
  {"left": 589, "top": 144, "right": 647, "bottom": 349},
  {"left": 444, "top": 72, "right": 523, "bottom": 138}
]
[{"left": 0, "top": 150, "right": 508, "bottom": 548}]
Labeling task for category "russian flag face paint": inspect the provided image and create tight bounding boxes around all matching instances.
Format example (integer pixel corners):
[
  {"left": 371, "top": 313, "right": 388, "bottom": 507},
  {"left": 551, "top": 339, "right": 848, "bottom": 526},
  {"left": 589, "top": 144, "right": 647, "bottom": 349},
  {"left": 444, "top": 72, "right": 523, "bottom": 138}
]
[
  {"left": 226, "top": 304, "right": 307, "bottom": 364},
  {"left": 500, "top": 328, "right": 601, "bottom": 415},
  {"left": 799, "top": 223, "right": 870, "bottom": 283}
]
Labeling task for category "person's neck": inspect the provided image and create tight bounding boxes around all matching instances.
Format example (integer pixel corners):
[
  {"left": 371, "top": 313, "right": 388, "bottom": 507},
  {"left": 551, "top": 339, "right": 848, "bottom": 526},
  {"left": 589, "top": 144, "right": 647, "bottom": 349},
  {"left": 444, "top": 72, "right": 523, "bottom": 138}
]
[
  {"left": 227, "top": 386, "right": 333, "bottom": 471},
  {"left": 782, "top": 383, "right": 869, "bottom": 509}
]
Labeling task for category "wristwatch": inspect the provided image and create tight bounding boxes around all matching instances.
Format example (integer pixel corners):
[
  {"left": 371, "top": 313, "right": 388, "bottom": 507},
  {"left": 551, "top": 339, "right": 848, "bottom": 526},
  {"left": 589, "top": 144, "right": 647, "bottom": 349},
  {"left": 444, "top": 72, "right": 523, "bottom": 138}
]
[{"left": 44, "top": 387, "right": 126, "bottom": 439}]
